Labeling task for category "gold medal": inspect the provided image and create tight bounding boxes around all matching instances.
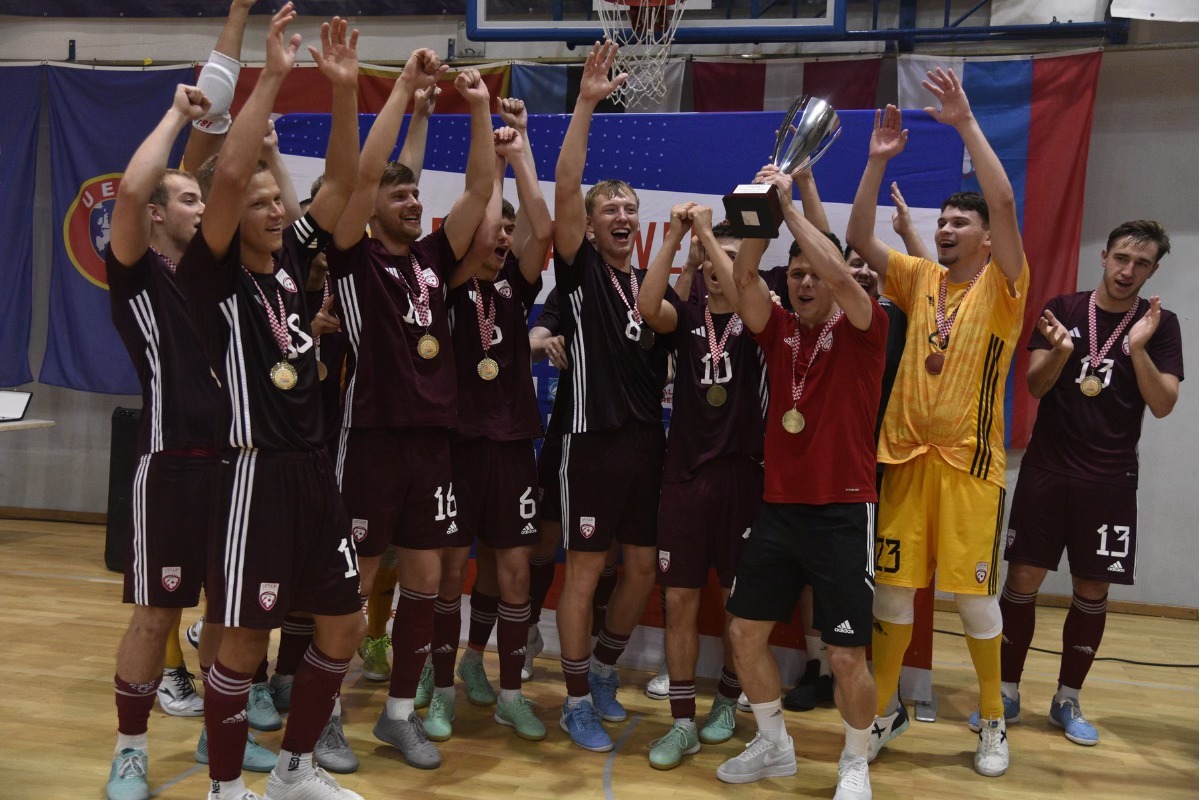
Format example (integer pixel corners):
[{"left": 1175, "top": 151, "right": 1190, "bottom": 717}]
[
  {"left": 477, "top": 356, "right": 499, "bottom": 381},
  {"left": 317, "top": 361, "right": 329, "bottom": 382},
  {"left": 781, "top": 408, "right": 805, "bottom": 434},
  {"left": 417, "top": 333, "right": 440, "bottom": 360},
  {"left": 270, "top": 361, "right": 298, "bottom": 391},
  {"left": 706, "top": 384, "right": 727, "bottom": 408},
  {"left": 1079, "top": 374, "right": 1103, "bottom": 397}
]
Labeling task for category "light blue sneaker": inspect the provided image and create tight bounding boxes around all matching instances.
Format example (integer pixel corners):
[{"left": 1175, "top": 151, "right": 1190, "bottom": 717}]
[
  {"left": 195, "top": 728, "right": 277, "bottom": 772},
  {"left": 1049, "top": 696, "right": 1099, "bottom": 746},
  {"left": 414, "top": 662, "right": 434, "bottom": 710},
  {"left": 246, "top": 682, "right": 282, "bottom": 731},
  {"left": 559, "top": 699, "right": 613, "bottom": 752},
  {"left": 968, "top": 693, "right": 1021, "bottom": 732},
  {"left": 106, "top": 748, "right": 148, "bottom": 800},
  {"left": 588, "top": 669, "right": 626, "bottom": 722}
]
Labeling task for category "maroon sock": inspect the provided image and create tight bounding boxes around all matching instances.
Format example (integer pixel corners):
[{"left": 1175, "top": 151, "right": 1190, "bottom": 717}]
[
  {"left": 592, "top": 624, "right": 630, "bottom": 668},
  {"left": 468, "top": 591, "right": 499, "bottom": 650},
  {"left": 528, "top": 554, "right": 556, "bottom": 626},
  {"left": 1059, "top": 593, "right": 1107, "bottom": 690},
  {"left": 252, "top": 657, "right": 269, "bottom": 685},
  {"left": 114, "top": 673, "right": 161, "bottom": 736},
  {"left": 562, "top": 655, "right": 590, "bottom": 699},
  {"left": 668, "top": 680, "right": 696, "bottom": 720},
  {"left": 591, "top": 566, "right": 618, "bottom": 636},
  {"left": 275, "top": 615, "right": 316, "bottom": 677},
  {"left": 718, "top": 667, "right": 741, "bottom": 700},
  {"left": 497, "top": 600, "right": 530, "bottom": 691},
  {"left": 432, "top": 595, "right": 462, "bottom": 688},
  {"left": 999, "top": 584, "right": 1039, "bottom": 684},
  {"left": 281, "top": 644, "right": 350, "bottom": 753},
  {"left": 389, "top": 586, "right": 436, "bottom": 699},
  {"left": 203, "top": 661, "right": 252, "bottom": 782}
]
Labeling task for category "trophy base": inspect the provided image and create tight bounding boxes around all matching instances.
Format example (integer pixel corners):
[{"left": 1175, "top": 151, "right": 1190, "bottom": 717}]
[{"left": 722, "top": 184, "right": 784, "bottom": 239}]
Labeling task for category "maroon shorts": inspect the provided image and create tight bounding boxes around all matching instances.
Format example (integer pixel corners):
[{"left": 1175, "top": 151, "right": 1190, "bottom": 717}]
[
  {"left": 336, "top": 426, "right": 458, "bottom": 554},
  {"left": 123, "top": 452, "right": 222, "bottom": 608},
  {"left": 537, "top": 434, "right": 562, "bottom": 525},
  {"left": 452, "top": 437, "right": 540, "bottom": 550},
  {"left": 656, "top": 456, "right": 763, "bottom": 589},
  {"left": 1006, "top": 463, "right": 1138, "bottom": 585},
  {"left": 207, "top": 449, "right": 363, "bottom": 629},
  {"left": 560, "top": 422, "right": 665, "bottom": 553}
]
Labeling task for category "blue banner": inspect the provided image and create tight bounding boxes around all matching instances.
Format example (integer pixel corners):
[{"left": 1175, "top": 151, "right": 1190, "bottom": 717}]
[
  {"left": 41, "top": 65, "right": 192, "bottom": 394},
  {"left": 0, "top": 65, "right": 42, "bottom": 387},
  {"left": 0, "top": 1, "right": 462, "bottom": 16}
]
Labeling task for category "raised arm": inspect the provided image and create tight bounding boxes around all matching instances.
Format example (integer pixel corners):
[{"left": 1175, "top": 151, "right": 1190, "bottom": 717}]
[
  {"left": 183, "top": 0, "right": 253, "bottom": 170},
  {"left": 1026, "top": 308, "right": 1074, "bottom": 398},
  {"left": 638, "top": 202, "right": 694, "bottom": 334},
  {"left": 261, "top": 120, "right": 302, "bottom": 224},
  {"left": 440, "top": 68, "right": 496, "bottom": 260},
  {"left": 202, "top": 4, "right": 299, "bottom": 258},
  {"left": 498, "top": 97, "right": 552, "bottom": 284},
  {"left": 111, "top": 85, "right": 210, "bottom": 266},
  {"left": 554, "top": 41, "right": 626, "bottom": 265},
  {"left": 690, "top": 205, "right": 735, "bottom": 306},
  {"left": 724, "top": 239, "right": 770, "bottom": 336},
  {"left": 398, "top": 84, "right": 438, "bottom": 183},
  {"left": 889, "top": 181, "right": 933, "bottom": 262},
  {"left": 792, "top": 167, "right": 831, "bottom": 234},
  {"left": 449, "top": 143, "right": 506, "bottom": 289},
  {"left": 923, "top": 68, "right": 1022, "bottom": 290},
  {"left": 304, "top": 17, "right": 361, "bottom": 234},
  {"left": 672, "top": 233, "right": 704, "bottom": 298},
  {"left": 846, "top": 105, "right": 908, "bottom": 283},
  {"left": 1128, "top": 296, "right": 1180, "bottom": 417}
]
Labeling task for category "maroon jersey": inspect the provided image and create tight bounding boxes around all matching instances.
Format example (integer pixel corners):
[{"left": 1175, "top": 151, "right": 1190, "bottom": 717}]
[
  {"left": 554, "top": 238, "right": 669, "bottom": 433},
  {"left": 534, "top": 287, "right": 561, "bottom": 333},
  {"left": 755, "top": 302, "right": 887, "bottom": 505},
  {"left": 327, "top": 231, "right": 458, "bottom": 429},
  {"left": 107, "top": 246, "right": 226, "bottom": 455},
  {"left": 449, "top": 256, "right": 543, "bottom": 441},
  {"left": 175, "top": 215, "right": 331, "bottom": 452},
  {"left": 1023, "top": 292, "right": 1184, "bottom": 487},
  {"left": 305, "top": 280, "right": 349, "bottom": 452},
  {"left": 662, "top": 296, "right": 766, "bottom": 482}
]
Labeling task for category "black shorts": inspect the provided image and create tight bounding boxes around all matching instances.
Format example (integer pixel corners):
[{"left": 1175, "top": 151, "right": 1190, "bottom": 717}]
[
  {"left": 336, "top": 426, "right": 460, "bottom": 554},
  {"left": 656, "top": 457, "right": 762, "bottom": 589},
  {"left": 207, "top": 449, "right": 363, "bottom": 629},
  {"left": 1006, "top": 464, "right": 1138, "bottom": 585},
  {"left": 726, "top": 502, "right": 875, "bottom": 648},
  {"left": 123, "top": 452, "right": 222, "bottom": 608},
  {"left": 537, "top": 434, "right": 562, "bottom": 525},
  {"left": 560, "top": 422, "right": 665, "bottom": 553},
  {"left": 452, "top": 437, "right": 540, "bottom": 550}
]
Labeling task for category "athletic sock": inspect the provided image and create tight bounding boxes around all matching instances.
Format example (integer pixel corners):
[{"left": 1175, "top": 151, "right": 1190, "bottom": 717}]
[{"left": 871, "top": 619, "right": 912, "bottom": 716}]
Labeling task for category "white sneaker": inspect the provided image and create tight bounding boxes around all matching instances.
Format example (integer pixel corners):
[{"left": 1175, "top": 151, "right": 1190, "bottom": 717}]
[
  {"left": 736, "top": 692, "right": 751, "bottom": 713},
  {"left": 521, "top": 626, "right": 544, "bottom": 682},
  {"left": 867, "top": 704, "right": 909, "bottom": 763},
  {"left": 157, "top": 665, "right": 204, "bottom": 716},
  {"left": 207, "top": 780, "right": 259, "bottom": 800},
  {"left": 974, "top": 717, "right": 1009, "bottom": 777},
  {"left": 715, "top": 733, "right": 797, "bottom": 784},
  {"left": 644, "top": 663, "right": 669, "bottom": 700},
  {"left": 264, "top": 765, "right": 364, "bottom": 799},
  {"left": 186, "top": 618, "right": 203, "bottom": 650},
  {"left": 834, "top": 754, "right": 872, "bottom": 799}
]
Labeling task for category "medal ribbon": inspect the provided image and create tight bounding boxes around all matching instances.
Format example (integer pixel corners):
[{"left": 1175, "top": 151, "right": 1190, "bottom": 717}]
[
  {"left": 1087, "top": 290, "right": 1139, "bottom": 369},
  {"left": 242, "top": 267, "right": 291, "bottom": 357},
  {"left": 394, "top": 253, "right": 432, "bottom": 327},
  {"left": 150, "top": 246, "right": 177, "bottom": 275},
  {"left": 704, "top": 304, "right": 739, "bottom": 377},
  {"left": 471, "top": 277, "right": 497, "bottom": 356},
  {"left": 785, "top": 310, "right": 843, "bottom": 407},
  {"left": 933, "top": 265, "right": 985, "bottom": 348},
  {"left": 604, "top": 262, "right": 642, "bottom": 323}
]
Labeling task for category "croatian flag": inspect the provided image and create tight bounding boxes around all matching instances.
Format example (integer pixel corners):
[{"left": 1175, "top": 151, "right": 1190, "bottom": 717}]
[{"left": 898, "top": 50, "right": 1104, "bottom": 447}]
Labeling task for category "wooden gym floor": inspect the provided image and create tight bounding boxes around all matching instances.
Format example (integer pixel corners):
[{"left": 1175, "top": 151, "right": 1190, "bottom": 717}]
[{"left": 0, "top": 519, "right": 1196, "bottom": 799}]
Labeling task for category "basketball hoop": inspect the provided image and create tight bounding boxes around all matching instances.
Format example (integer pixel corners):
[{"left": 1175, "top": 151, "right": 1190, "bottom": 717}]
[{"left": 596, "top": 0, "right": 686, "bottom": 109}]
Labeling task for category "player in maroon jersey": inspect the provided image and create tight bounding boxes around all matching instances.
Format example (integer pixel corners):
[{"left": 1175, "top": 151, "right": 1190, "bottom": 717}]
[{"left": 991, "top": 220, "right": 1183, "bottom": 747}]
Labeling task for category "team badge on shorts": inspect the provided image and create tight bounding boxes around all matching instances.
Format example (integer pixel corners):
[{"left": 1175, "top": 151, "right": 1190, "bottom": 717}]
[
  {"left": 580, "top": 516, "right": 596, "bottom": 539},
  {"left": 259, "top": 582, "right": 280, "bottom": 611},
  {"left": 352, "top": 518, "right": 369, "bottom": 543},
  {"left": 161, "top": 566, "right": 182, "bottom": 592},
  {"left": 494, "top": 279, "right": 512, "bottom": 298},
  {"left": 975, "top": 562, "right": 989, "bottom": 584},
  {"left": 64, "top": 173, "right": 122, "bottom": 289},
  {"left": 1006, "top": 528, "right": 1016, "bottom": 552},
  {"left": 658, "top": 550, "right": 671, "bottom": 573},
  {"left": 276, "top": 270, "right": 298, "bottom": 293}
]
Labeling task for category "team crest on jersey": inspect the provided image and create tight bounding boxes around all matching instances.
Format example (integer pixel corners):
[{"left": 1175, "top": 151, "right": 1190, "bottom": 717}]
[
  {"left": 64, "top": 173, "right": 123, "bottom": 290},
  {"left": 658, "top": 550, "right": 671, "bottom": 572},
  {"left": 580, "top": 516, "right": 596, "bottom": 539},
  {"left": 975, "top": 562, "right": 989, "bottom": 584},
  {"left": 161, "top": 566, "right": 182, "bottom": 592},
  {"left": 351, "top": 518, "right": 369, "bottom": 543},
  {"left": 494, "top": 279, "right": 512, "bottom": 298},
  {"left": 259, "top": 582, "right": 280, "bottom": 610},
  {"left": 1122, "top": 335, "right": 1131, "bottom": 355},
  {"left": 730, "top": 317, "right": 744, "bottom": 336},
  {"left": 276, "top": 270, "right": 298, "bottom": 293},
  {"left": 422, "top": 267, "right": 439, "bottom": 288},
  {"left": 820, "top": 329, "right": 834, "bottom": 351}
]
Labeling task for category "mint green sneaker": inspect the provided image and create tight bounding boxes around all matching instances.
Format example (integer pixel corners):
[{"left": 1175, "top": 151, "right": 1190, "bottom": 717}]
[
  {"left": 423, "top": 692, "right": 455, "bottom": 741},
  {"left": 456, "top": 657, "right": 497, "bottom": 706},
  {"left": 495, "top": 694, "right": 547, "bottom": 741},
  {"left": 195, "top": 728, "right": 277, "bottom": 773},
  {"left": 648, "top": 722, "right": 700, "bottom": 770},
  {"left": 358, "top": 634, "right": 391, "bottom": 682},
  {"left": 699, "top": 694, "right": 737, "bottom": 744},
  {"left": 414, "top": 662, "right": 434, "bottom": 710},
  {"left": 106, "top": 748, "right": 148, "bottom": 800}
]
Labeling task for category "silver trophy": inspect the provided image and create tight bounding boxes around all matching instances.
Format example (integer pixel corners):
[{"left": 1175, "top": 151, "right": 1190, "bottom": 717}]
[{"left": 723, "top": 96, "right": 842, "bottom": 238}]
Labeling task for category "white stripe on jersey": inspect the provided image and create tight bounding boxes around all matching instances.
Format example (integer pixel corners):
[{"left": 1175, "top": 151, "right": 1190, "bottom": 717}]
[
  {"left": 568, "top": 288, "right": 587, "bottom": 433},
  {"left": 292, "top": 215, "right": 316, "bottom": 248},
  {"left": 335, "top": 275, "right": 363, "bottom": 431},
  {"left": 129, "top": 291, "right": 164, "bottom": 453},
  {"left": 756, "top": 348, "right": 769, "bottom": 420},
  {"left": 865, "top": 503, "right": 876, "bottom": 582},
  {"left": 220, "top": 298, "right": 253, "bottom": 449},
  {"left": 131, "top": 454, "right": 151, "bottom": 604},
  {"left": 223, "top": 449, "right": 257, "bottom": 626},
  {"left": 559, "top": 433, "right": 572, "bottom": 550},
  {"left": 335, "top": 415, "right": 352, "bottom": 489}
]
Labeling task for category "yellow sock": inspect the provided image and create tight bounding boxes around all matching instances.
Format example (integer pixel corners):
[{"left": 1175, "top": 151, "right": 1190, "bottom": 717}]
[
  {"left": 368, "top": 565, "right": 398, "bottom": 639},
  {"left": 871, "top": 619, "right": 913, "bottom": 716},
  {"left": 966, "top": 633, "right": 1003, "bottom": 719},
  {"left": 163, "top": 623, "right": 184, "bottom": 670}
]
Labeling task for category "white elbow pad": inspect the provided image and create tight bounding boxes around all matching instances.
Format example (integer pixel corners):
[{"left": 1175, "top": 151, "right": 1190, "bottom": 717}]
[{"left": 193, "top": 50, "right": 240, "bottom": 134}]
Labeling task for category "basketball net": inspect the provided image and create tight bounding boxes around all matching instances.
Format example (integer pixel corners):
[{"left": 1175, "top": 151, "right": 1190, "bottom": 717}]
[{"left": 596, "top": 0, "right": 686, "bottom": 109}]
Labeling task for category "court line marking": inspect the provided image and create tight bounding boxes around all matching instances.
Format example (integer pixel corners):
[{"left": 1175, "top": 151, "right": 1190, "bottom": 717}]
[
  {"left": 603, "top": 713, "right": 642, "bottom": 800},
  {"left": 151, "top": 763, "right": 206, "bottom": 797}
]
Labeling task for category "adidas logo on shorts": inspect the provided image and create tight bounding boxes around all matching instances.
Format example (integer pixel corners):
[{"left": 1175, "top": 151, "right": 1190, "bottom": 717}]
[
  {"left": 521, "top": 523, "right": 537, "bottom": 536},
  {"left": 446, "top": 521, "right": 459, "bottom": 535},
  {"left": 834, "top": 620, "right": 855, "bottom": 635},
  {"left": 1107, "top": 562, "right": 1125, "bottom": 573}
]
